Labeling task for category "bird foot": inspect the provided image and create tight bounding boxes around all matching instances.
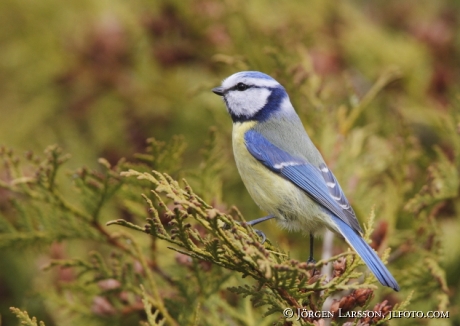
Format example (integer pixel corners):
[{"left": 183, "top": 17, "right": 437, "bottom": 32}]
[
  {"left": 306, "top": 257, "right": 318, "bottom": 276},
  {"left": 222, "top": 222, "right": 267, "bottom": 244},
  {"left": 253, "top": 229, "right": 266, "bottom": 244}
]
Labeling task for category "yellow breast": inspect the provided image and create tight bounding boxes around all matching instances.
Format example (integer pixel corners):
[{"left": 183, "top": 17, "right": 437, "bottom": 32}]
[{"left": 232, "top": 122, "right": 331, "bottom": 233}]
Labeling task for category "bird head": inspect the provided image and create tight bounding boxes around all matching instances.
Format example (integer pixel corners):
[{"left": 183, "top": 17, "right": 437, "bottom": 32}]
[{"left": 212, "top": 71, "right": 293, "bottom": 122}]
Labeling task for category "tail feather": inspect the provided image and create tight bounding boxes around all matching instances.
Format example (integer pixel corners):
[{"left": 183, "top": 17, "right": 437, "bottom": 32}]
[{"left": 331, "top": 215, "right": 400, "bottom": 291}]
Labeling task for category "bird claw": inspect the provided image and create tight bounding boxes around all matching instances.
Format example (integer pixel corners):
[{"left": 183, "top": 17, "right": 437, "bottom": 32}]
[
  {"left": 306, "top": 256, "right": 318, "bottom": 275},
  {"left": 254, "top": 229, "right": 266, "bottom": 244},
  {"left": 221, "top": 222, "right": 267, "bottom": 244}
]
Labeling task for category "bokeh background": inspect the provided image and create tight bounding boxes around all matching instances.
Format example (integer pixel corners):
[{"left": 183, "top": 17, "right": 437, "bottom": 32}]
[{"left": 1, "top": 0, "right": 460, "bottom": 325}]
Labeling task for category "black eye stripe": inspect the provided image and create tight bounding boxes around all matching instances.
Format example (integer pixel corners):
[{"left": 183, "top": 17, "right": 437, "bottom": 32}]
[
  {"left": 228, "top": 83, "right": 253, "bottom": 92},
  {"left": 222, "top": 84, "right": 268, "bottom": 95}
]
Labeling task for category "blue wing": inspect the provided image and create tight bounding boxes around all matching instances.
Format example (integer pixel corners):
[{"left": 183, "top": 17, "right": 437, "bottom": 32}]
[
  {"left": 244, "top": 129, "right": 399, "bottom": 291},
  {"left": 244, "top": 129, "right": 361, "bottom": 233},
  {"left": 317, "top": 162, "right": 360, "bottom": 232}
]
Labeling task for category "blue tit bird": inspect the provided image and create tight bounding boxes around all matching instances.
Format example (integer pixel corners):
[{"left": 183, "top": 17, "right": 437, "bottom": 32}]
[{"left": 212, "top": 71, "right": 399, "bottom": 291}]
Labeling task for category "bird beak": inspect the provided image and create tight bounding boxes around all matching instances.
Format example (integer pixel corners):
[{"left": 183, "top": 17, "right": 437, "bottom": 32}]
[{"left": 212, "top": 87, "right": 224, "bottom": 96}]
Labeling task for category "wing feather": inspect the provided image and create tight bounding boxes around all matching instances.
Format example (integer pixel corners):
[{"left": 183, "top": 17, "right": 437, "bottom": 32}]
[{"left": 244, "top": 129, "right": 361, "bottom": 233}]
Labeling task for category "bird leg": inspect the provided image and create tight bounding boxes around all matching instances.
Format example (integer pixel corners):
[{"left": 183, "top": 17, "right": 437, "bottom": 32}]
[
  {"left": 307, "top": 233, "right": 316, "bottom": 264},
  {"left": 223, "top": 214, "right": 275, "bottom": 244},
  {"left": 245, "top": 214, "right": 275, "bottom": 243}
]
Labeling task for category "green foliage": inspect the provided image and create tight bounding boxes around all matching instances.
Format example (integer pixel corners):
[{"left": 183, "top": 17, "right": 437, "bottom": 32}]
[
  {"left": 10, "top": 307, "right": 46, "bottom": 326},
  {"left": 405, "top": 148, "right": 458, "bottom": 214},
  {"left": 109, "top": 168, "right": 392, "bottom": 323},
  {"left": 400, "top": 148, "right": 456, "bottom": 311},
  {"left": 0, "top": 124, "right": 455, "bottom": 325},
  {"left": 1, "top": 0, "right": 460, "bottom": 325},
  {"left": 0, "top": 145, "right": 128, "bottom": 251}
]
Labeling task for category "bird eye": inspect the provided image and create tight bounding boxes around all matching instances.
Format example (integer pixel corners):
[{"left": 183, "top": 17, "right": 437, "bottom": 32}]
[{"left": 236, "top": 82, "right": 248, "bottom": 91}]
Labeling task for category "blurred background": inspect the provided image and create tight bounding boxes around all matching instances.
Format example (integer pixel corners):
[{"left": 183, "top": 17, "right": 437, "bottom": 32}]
[{"left": 1, "top": 0, "right": 460, "bottom": 325}]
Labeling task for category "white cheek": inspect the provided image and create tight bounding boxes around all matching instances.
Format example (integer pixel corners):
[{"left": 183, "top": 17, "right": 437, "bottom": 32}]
[{"left": 226, "top": 88, "right": 271, "bottom": 117}]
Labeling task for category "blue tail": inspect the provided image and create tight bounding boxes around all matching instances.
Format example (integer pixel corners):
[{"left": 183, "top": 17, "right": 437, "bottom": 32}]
[{"left": 331, "top": 215, "right": 400, "bottom": 291}]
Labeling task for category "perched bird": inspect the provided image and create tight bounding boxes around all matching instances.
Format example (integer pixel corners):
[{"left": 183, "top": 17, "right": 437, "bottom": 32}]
[{"left": 212, "top": 71, "right": 399, "bottom": 291}]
